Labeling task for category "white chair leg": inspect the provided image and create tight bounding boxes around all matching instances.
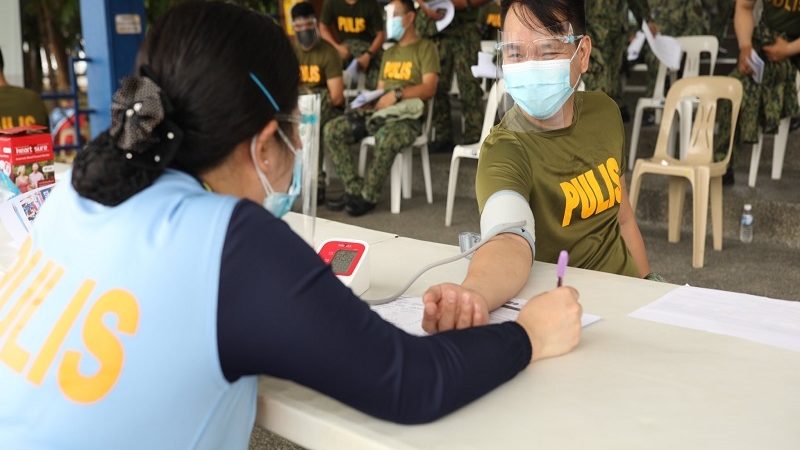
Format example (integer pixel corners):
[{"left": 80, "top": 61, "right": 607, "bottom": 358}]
[
  {"left": 358, "top": 142, "right": 369, "bottom": 177},
  {"left": 667, "top": 114, "right": 679, "bottom": 159},
  {"left": 691, "top": 169, "right": 710, "bottom": 269},
  {"left": 420, "top": 145, "right": 433, "bottom": 204},
  {"left": 748, "top": 132, "right": 764, "bottom": 188},
  {"left": 629, "top": 102, "right": 645, "bottom": 170},
  {"left": 772, "top": 117, "right": 790, "bottom": 180},
  {"left": 390, "top": 154, "right": 403, "bottom": 214},
  {"left": 402, "top": 148, "right": 412, "bottom": 200},
  {"left": 668, "top": 177, "right": 686, "bottom": 244},
  {"left": 445, "top": 154, "right": 461, "bottom": 226},
  {"left": 710, "top": 176, "right": 723, "bottom": 251}
]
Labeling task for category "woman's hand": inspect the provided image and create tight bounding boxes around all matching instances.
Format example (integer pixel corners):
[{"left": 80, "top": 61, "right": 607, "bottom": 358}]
[
  {"left": 516, "top": 286, "right": 582, "bottom": 362},
  {"left": 421, "top": 283, "right": 490, "bottom": 333}
]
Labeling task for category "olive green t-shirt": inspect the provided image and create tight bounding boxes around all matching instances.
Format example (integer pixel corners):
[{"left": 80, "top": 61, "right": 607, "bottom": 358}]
[
  {"left": 320, "top": 0, "right": 384, "bottom": 42},
  {"left": 294, "top": 39, "right": 343, "bottom": 90},
  {"left": 379, "top": 38, "right": 440, "bottom": 91},
  {"left": 0, "top": 86, "right": 49, "bottom": 130},
  {"left": 476, "top": 91, "right": 639, "bottom": 278},
  {"left": 762, "top": 0, "right": 800, "bottom": 39},
  {"left": 478, "top": 1, "right": 501, "bottom": 40}
]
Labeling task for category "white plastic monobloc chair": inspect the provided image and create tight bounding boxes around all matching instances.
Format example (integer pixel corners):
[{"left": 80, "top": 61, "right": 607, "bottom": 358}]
[
  {"left": 629, "top": 35, "right": 719, "bottom": 170},
  {"left": 444, "top": 80, "right": 504, "bottom": 226},
  {"left": 358, "top": 99, "right": 435, "bottom": 214},
  {"left": 748, "top": 72, "right": 799, "bottom": 187},
  {"left": 629, "top": 76, "right": 742, "bottom": 269}
]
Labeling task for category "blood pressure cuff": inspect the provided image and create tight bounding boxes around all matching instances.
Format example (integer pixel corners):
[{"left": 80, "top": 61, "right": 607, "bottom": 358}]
[{"left": 479, "top": 190, "right": 536, "bottom": 265}]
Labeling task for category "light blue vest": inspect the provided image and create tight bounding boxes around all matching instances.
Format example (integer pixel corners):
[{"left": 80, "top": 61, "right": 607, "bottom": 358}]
[{"left": 0, "top": 170, "right": 257, "bottom": 449}]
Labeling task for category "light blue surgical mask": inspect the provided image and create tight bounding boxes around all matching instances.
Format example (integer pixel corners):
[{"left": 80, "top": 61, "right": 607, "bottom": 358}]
[
  {"left": 248, "top": 72, "right": 305, "bottom": 218},
  {"left": 387, "top": 16, "right": 405, "bottom": 41},
  {"left": 250, "top": 130, "right": 302, "bottom": 218},
  {"left": 502, "top": 41, "right": 582, "bottom": 120}
]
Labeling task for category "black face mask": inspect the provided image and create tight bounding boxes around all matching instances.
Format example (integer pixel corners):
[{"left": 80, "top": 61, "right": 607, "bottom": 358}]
[{"left": 297, "top": 29, "right": 318, "bottom": 49}]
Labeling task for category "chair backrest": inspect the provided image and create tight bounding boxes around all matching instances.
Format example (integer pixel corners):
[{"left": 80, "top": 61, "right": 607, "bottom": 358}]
[
  {"left": 676, "top": 35, "right": 719, "bottom": 77},
  {"left": 479, "top": 79, "right": 504, "bottom": 142},
  {"left": 650, "top": 35, "right": 719, "bottom": 100},
  {"left": 653, "top": 76, "right": 742, "bottom": 166}
]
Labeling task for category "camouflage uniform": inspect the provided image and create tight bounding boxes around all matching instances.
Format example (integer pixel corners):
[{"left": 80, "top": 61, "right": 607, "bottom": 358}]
[
  {"left": 324, "top": 110, "right": 420, "bottom": 203},
  {"left": 644, "top": 0, "right": 711, "bottom": 90},
  {"left": 714, "top": 24, "right": 800, "bottom": 160},
  {"left": 417, "top": 11, "right": 484, "bottom": 144},
  {"left": 704, "top": 0, "right": 734, "bottom": 45},
  {"left": 343, "top": 39, "right": 383, "bottom": 90},
  {"left": 583, "top": 0, "right": 650, "bottom": 106}
]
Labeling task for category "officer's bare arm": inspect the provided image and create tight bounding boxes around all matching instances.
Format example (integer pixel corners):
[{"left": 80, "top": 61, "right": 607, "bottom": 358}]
[{"left": 396, "top": 73, "right": 439, "bottom": 101}]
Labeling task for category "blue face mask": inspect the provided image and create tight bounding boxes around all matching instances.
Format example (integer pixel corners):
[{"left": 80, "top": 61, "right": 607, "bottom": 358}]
[
  {"left": 502, "top": 41, "right": 582, "bottom": 120},
  {"left": 250, "top": 130, "right": 303, "bottom": 218},
  {"left": 387, "top": 16, "right": 405, "bottom": 41}
]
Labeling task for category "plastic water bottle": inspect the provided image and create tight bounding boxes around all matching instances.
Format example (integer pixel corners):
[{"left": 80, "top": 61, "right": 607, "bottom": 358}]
[{"left": 739, "top": 204, "right": 754, "bottom": 244}]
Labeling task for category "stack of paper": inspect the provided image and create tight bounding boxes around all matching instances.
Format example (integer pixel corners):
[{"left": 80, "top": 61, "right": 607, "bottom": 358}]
[
  {"left": 748, "top": 49, "right": 765, "bottom": 84},
  {"left": 629, "top": 285, "right": 800, "bottom": 352},
  {"left": 372, "top": 296, "right": 601, "bottom": 336},
  {"left": 350, "top": 89, "right": 385, "bottom": 109},
  {"left": 426, "top": 0, "right": 455, "bottom": 32}
]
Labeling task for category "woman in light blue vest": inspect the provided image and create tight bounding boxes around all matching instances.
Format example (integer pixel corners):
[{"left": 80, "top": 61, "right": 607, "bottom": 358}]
[{"left": 0, "top": 2, "right": 582, "bottom": 448}]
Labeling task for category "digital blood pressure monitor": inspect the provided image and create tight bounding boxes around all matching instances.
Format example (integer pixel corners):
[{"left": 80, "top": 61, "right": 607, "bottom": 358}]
[{"left": 317, "top": 239, "right": 370, "bottom": 295}]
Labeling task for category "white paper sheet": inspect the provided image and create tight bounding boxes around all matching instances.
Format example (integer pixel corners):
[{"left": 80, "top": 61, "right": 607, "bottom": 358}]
[
  {"left": 748, "top": 49, "right": 765, "bottom": 84},
  {"left": 350, "top": 89, "right": 385, "bottom": 109},
  {"left": 426, "top": 0, "right": 455, "bottom": 32},
  {"left": 372, "top": 296, "right": 601, "bottom": 336},
  {"left": 343, "top": 59, "right": 359, "bottom": 86},
  {"left": 627, "top": 31, "right": 646, "bottom": 61},
  {"left": 629, "top": 285, "right": 800, "bottom": 352},
  {"left": 641, "top": 21, "right": 682, "bottom": 70}
]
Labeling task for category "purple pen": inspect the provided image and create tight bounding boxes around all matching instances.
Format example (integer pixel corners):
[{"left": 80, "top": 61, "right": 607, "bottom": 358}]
[{"left": 556, "top": 250, "right": 569, "bottom": 287}]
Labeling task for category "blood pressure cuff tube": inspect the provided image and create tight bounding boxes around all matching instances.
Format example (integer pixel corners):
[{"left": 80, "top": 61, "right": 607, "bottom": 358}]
[{"left": 479, "top": 190, "right": 536, "bottom": 264}]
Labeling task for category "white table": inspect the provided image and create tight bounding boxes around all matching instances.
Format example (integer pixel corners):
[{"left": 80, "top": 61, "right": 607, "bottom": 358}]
[{"left": 257, "top": 233, "right": 800, "bottom": 450}]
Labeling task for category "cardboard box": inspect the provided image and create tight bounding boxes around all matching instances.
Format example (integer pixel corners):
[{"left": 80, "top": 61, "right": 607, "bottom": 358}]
[{"left": 0, "top": 125, "right": 56, "bottom": 194}]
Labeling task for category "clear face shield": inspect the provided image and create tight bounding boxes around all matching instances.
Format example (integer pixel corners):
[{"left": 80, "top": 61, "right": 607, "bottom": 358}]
[{"left": 495, "top": 20, "right": 585, "bottom": 132}]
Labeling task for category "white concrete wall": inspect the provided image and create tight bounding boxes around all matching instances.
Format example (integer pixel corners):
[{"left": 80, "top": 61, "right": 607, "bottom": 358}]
[{"left": 0, "top": 1, "right": 24, "bottom": 87}]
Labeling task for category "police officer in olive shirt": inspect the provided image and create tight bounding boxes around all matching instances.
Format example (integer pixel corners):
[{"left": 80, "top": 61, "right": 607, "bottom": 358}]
[
  {"left": 320, "top": 0, "right": 386, "bottom": 89},
  {"left": 0, "top": 48, "right": 49, "bottom": 130},
  {"left": 292, "top": 2, "right": 345, "bottom": 201}
]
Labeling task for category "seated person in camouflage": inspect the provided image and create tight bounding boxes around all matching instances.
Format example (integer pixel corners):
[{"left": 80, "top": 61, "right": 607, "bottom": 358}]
[
  {"left": 292, "top": 2, "right": 345, "bottom": 201},
  {"left": 716, "top": 0, "right": 800, "bottom": 182},
  {"left": 324, "top": 0, "right": 439, "bottom": 216},
  {"left": 320, "top": 0, "right": 386, "bottom": 90},
  {"left": 0, "top": 48, "right": 49, "bottom": 130},
  {"left": 419, "top": 0, "right": 656, "bottom": 333}
]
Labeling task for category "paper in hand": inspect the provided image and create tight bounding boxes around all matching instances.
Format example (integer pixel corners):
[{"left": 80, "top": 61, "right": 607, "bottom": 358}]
[
  {"left": 627, "top": 31, "right": 646, "bottom": 61},
  {"left": 748, "top": 49, "right": 764, "bottom": 84},
  {"left": 343, "top": 59, "right": 359, "bottom": 86},
  {"left": 426, "top": 0, "right": 455, "bottom": 32},
  {"left": 641, "top": 21, "right": 682, "bottom": 70},
  {"left": 350, "top": 89, "right": 385, "bottom": 109}
]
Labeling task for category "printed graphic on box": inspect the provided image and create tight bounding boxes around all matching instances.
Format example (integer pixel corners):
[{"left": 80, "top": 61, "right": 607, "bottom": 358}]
[{"left": 7, "top": 162, "right": 55, "bottom": 193}]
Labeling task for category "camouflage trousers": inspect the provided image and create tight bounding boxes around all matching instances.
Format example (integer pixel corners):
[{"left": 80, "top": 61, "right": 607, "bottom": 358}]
[
  {"left": 343, "top": 39, "right": 382, "bottom": 90},
  {"left": 583, "top": 25, "right": 627, "bottom": 105},
  {"left": 714, "top": 26, "right": 800, "bottom": 160},
  {"left": 418, "top": 16, "right": 484, "bottom": 143},
  {"left": 324, "top": 111, "right": 420, "bottom": 203}
]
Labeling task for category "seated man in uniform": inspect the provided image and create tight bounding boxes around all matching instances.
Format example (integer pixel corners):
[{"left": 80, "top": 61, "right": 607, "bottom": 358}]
[
  {"left": 291, "top": 2, "right": 345, "bottom": 201},
  {"left": 420, "top": 0, "right": 657, "bottom": 332},
  {"left": 324, "top": 0, "right": 439, "bottom": 216},
  {"left": 0, "top": 48, "right": 49, "bottom": 130},
  {"left": 320, "top": 0, "right": 386, "bottom": 90}
]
